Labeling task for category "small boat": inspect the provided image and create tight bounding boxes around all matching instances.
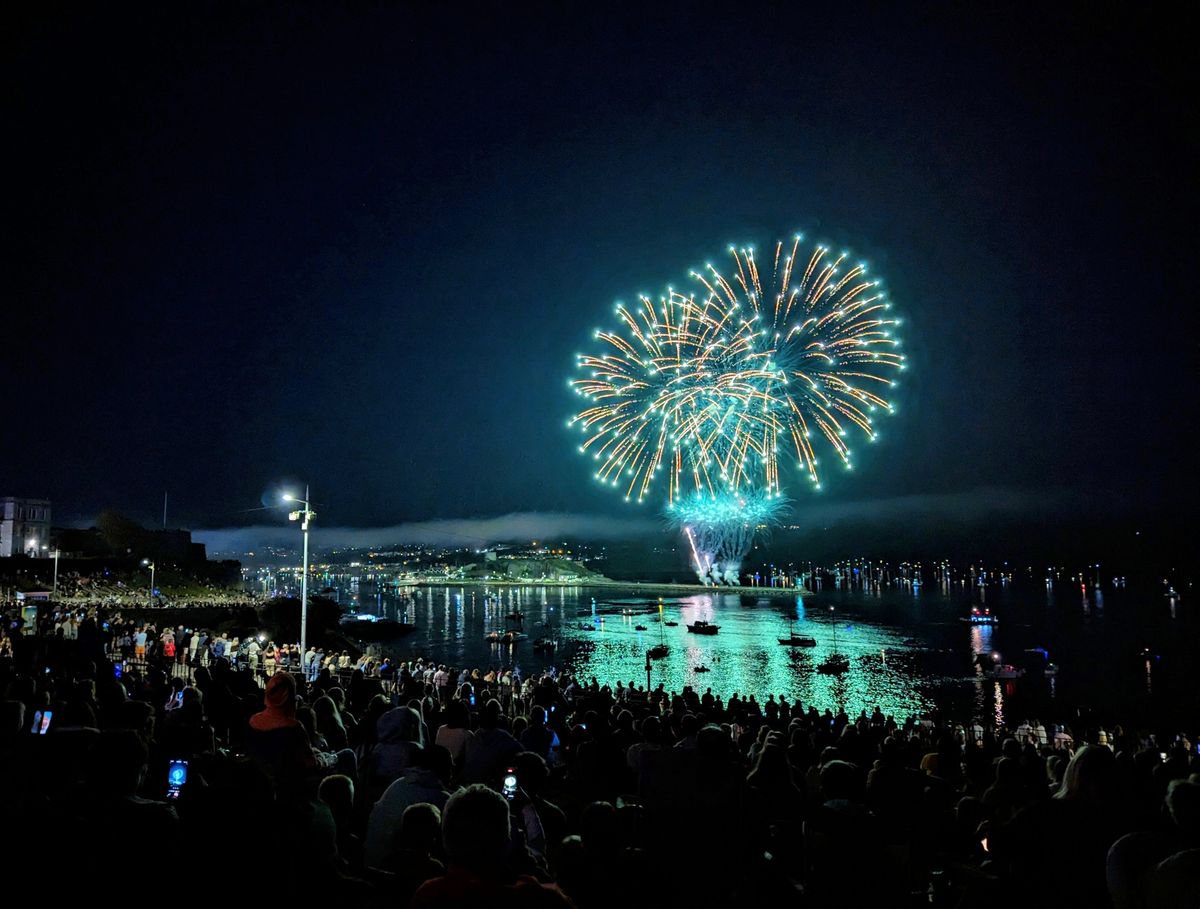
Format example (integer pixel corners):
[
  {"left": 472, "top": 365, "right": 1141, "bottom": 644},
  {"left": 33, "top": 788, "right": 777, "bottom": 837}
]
[
  {"left": 533, "top": 637, "right": 557, "bottom": 652},
  {"left": 1044, "top": 663, "right": 1059, "bottom": 678},
  {"left": 778, "top": 617, "right": 816, "bottom": 646},
  {"left": 817, "top": 615, "right": 850, "bottom": 673},
  {"left": 779, "top": 634, "right": 818, "bottom": 647},
  {"left": 648, "top": 644, "right": 669, "bottom": 659},
  {"left": 634, "top": 624, "right": 648, "bottom": 631},
  {"left": 621, "top": 607, "right": 636, "bottom": 616},
  {"left": 694, "top": 665, "right": 711, "bottom": 673},
  {"left": 960, "top": 608, "right": 998, "bottom": 625},
  {"left": 485, "top": 631, "right": 502, "bottom": 643},
  {"left": 664, "top": 621, "right": 679, "bottom": 627},
  {"left": 506, "top": 611, "right": 524, "bottom": 622},
  {"left": 502, "top": 632, "right": 528, "bottom": 644},
  {"left": 817, "top": 654, "right": 850, "bottom": 675},
  {"left": 579, "top": 624, "right": 596, "bottom": 632},
  {"left": 686, "top": 621, "right": 720, "bottom": 635},
  {"left": 984, "top": 664, "right": 1024, "bottom": 680}
]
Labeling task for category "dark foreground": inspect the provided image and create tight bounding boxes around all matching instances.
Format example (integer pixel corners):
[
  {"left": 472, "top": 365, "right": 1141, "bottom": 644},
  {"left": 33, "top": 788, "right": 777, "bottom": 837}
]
[{"left": 2, "top": 606, "right": 1197, "bottom": 908}]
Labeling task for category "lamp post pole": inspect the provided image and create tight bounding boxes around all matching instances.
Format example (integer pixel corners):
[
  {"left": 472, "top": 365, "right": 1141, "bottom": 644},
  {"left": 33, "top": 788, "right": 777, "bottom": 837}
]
[
  {"left": 51, "top": 548, "right": 59, "bottom": 599},
  {"left": 143, "top": 560, "right": 156, "bottom": 608},
  {"left": 286, "top": 486, "right": 315, "bottom": 657}
]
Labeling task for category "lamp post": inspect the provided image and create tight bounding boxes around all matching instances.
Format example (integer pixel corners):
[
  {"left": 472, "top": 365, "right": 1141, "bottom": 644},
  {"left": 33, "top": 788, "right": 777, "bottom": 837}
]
[
  {"left": 284, "top": 487, "right": 315, "bottom": 656},
  {"left": 39, "top": 544, "right": 60, "bottom": 599},
  {"left": 142, "top": 559, "right": 156, "bottom": 608}
]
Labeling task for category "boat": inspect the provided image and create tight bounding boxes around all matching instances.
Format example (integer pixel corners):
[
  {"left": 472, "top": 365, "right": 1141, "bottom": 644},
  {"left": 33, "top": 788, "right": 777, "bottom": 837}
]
[
  {"left": 778, "top": 617, "right": 816, "bottom": 647},
  {"left": 647, "top": 613, "right": 670, "bottom": 659},
  {"left": 1044, "top": 663, "right": 1059, "bottom": 678},
  {"left": 816, "top": 654, "right": 850, "bottom": 674},
  {"left": 339, "top": 614, "right": 417, "bottom": 639},
  {"left": 960, "top": 608, "right": 998, "bottom": 625},
  {"left": 486, "top": 631, "right": 528, "bottom": 644},
  {"left": 984, "top": 664, "right": 1024, "bottom": 680},
  {"left": 621, "top": 607, "right": 637, "bottom": 616},
  {"left": 505, "top": 611, "right": 524, "bottom": 622},
  {"left": 579, "top": 624, "right": 596, "bottom": 632},
  {"left": 634, "top": 624, "right": 648, "bottom": 631},
  {"left": 533, "top": 637, "right": 557, "bottom": 652},
  {"left": 663, "top": 621, "right": 679, "bottom": 627},
  {"left": 686, "top": 621, "right": 720, "bottom": 635},
  {"left": 780, "top": 634, "right": 818, "bottom": 647},
  {"left": 694, "top": 665, "right": 711, "bottom": 673},
  {"left": 816, "top": 610, "right": 850, "bottom": 673}
]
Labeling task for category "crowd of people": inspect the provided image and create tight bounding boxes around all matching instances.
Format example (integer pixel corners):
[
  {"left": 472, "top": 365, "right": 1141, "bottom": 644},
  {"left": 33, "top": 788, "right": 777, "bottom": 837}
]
[
  {"left": 2, "top": 604, "right": 1197, "bottom": 907},
  {"left": 11, "top": 570, "right": 261, "bottom": 610}
]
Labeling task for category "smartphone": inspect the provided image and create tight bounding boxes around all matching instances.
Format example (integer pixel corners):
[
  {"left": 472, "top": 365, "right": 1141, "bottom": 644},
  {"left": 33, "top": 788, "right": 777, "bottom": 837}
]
[
  {"left": 114, "top": 663, "right": 123, "bottom": 679},
  {"left": 469, "top": 694, "right": 476, "bottom": 706},
  {"left": 502, "top": 768, "right": 518, "bottom": 801},
  {"left": 167, "top": 759, "right": 188, "bottom": 798},
  {"left": 1160, "top": 751, "right": 1168, "bottom": 761},
  {"left": 32, "top": 710, "right": 52, "bottom": 735},
  {"left": 175, "top": 691, "right": 184, "bottom": 706}
]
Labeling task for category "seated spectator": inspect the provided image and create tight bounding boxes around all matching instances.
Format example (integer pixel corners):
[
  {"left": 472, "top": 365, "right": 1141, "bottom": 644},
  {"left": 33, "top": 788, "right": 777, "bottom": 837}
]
[
  {"left": 519, "top": 706, "right": 555, "bottom": 762},
  {"left": 246, "top": 671, "right": 323, "bottom": 789},
  {"left": 365, "top": 743, "right": 453, "bottom": 869},
  {"left": 374, "top": 802, "right": 446, "bottom": 903},
  {"left": 411, "top": 784, "right": 573, "bottom": 908},
  {"left": 1108, "top": 778, "right": 1200, "bottom": 909},
  {"left": 435, "top": 699, "right": 471, "bottom": 771},
  {"left": 462, "top": 699, "right": 521, "bottom": 785},
  {"left": 364, "top": 704, "right": 426, "bottom": 786},
  {"left": 319, "top": 772, "right": 364, "bottom": 871}
]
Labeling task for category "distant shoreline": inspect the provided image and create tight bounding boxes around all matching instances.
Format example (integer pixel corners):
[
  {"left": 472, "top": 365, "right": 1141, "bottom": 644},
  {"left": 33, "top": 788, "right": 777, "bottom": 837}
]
[{"left": 410, "top": 578, "right": 812, "bottom": 597}]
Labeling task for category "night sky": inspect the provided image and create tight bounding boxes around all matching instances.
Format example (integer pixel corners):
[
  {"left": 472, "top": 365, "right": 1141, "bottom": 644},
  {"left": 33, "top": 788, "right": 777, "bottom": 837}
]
[{"left": 5, "top": 4, "right": 1194, "bottom": 542}]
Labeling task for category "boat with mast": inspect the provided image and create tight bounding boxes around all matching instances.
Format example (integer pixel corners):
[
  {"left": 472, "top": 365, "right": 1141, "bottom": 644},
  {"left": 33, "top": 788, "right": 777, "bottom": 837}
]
[
  {"left": 816, "top": 607, "right": 850, "bottom": 674},
  {"left": 778, "top": 616, "right": 817, "bottom": 647},
  {"left": 648, "top": 599, "right": 669, "bottom": 658}
]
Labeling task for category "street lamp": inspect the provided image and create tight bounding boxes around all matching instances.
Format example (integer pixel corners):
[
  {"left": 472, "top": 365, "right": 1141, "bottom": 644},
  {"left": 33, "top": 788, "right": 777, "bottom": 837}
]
[
  {"left": 38, "top": 544, "right": 60, "bottom": 599},
  {"left": 142, "top": 559, "right": 156, "bottom": 608},
  {"left": 284, "top": 486, "right": 315, "bottom": 655}
]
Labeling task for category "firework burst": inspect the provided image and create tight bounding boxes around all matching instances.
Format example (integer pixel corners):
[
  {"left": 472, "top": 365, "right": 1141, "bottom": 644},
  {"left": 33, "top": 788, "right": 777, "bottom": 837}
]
[{"left": 570, "top": 234, "right": 905, "bottom": 508}]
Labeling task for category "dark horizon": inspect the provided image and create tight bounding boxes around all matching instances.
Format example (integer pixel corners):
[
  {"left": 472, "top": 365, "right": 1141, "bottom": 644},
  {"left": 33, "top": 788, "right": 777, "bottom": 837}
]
[{"left": 5, "top": 4, "right": 1195, "bottom": 548}]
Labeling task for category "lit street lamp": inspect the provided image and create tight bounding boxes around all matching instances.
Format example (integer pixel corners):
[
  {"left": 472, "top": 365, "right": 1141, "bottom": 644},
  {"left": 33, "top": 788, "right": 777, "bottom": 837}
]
[
  {"left": 38, "top": 544, "right": 61, "bottom": 599},
  {"left": 284, "top": 486, "right": 315, "bottom": 655},
  {"left": 142, "top": 559, "right": 156, "bottom": 608}
]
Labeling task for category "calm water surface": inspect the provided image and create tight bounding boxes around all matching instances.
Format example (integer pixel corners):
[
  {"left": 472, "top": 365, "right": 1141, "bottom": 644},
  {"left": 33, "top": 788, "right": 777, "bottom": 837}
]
[{"left": 340, "top": 578, "right": 1196, "bottom": 725}]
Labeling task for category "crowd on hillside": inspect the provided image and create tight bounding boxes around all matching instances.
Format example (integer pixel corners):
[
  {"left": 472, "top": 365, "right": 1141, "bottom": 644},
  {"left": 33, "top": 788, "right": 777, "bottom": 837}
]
[
  {"left": 1, "top": 571, "right": 261, "bottom": 609},
  {"left": 1, "top": 606, "right": 1197, "bottom": 908}
]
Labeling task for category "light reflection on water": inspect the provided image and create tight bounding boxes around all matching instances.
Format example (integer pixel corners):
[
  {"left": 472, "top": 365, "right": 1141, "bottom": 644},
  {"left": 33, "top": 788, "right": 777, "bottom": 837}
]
[
  {"left": 365, "top": 585, "right": 951, "bottom": 718},
  {"left": 340, "top": 580, "right": 1194, "bottom": 722}
]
